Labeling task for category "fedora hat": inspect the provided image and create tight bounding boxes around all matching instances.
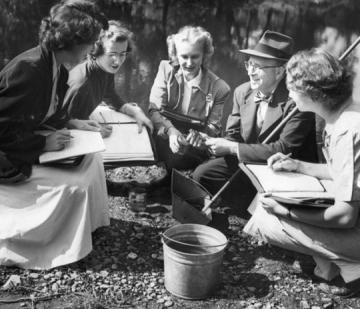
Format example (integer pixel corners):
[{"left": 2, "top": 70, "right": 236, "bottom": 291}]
[{"left": 239, "top": 30, "right": 294, "bottom": 62}]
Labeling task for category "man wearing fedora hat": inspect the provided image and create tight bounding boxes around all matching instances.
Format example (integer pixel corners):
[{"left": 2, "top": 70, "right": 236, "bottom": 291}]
[{"left": 192, "top": 30, "right": 317, "bottom": 216}]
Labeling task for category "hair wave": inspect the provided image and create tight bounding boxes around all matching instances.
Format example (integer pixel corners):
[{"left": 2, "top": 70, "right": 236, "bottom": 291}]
[
  {"left": 286, "top": 48, "right": 352, "bottom": 111},
  {"left": 167, "top": 26, "right": 214, "bottom": 68}
]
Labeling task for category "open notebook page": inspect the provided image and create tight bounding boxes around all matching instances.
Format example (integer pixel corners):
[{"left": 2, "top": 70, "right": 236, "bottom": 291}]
[
  {"left": 246, "top": 164, "right": 326, "bottom": 192},
  {"left": 101, "top": 124, "right": 154, "bottom": 162},
  {"left": 38, "top": 130, "right": 105, "bottom": 163},
  {"left": 90, "top": 104, "right": 134, "bottom": 123}
]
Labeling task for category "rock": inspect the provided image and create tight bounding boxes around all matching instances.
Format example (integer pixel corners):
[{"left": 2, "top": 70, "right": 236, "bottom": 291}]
[
  {"left": 55, "top": 271, "right": 63, "bottom": 278},
  {"left": 158, "top": 278, "right": 164, "bottom": 284},
  {"left": 2, "top": 275, "right": 21, "bottom": 290},
  {"left": 51, "top": 283, "right": 59, "bottom": 292},
  {"left": 127, "top": 252, "right": 138, "bottom": 260},
  {"left": 29, "top": 273, "right": 40, "bottom": 279},
  {"left": 100, "top": 270, "right": 109, "bottom": 278},
  {"left": 164, "top": 300, "right": 173, "bottom": 307}
]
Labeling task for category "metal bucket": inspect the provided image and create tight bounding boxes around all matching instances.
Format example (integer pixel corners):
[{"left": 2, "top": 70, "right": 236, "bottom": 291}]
[{"left": 162, "top": 224, "right": 228, "bottom": 299}]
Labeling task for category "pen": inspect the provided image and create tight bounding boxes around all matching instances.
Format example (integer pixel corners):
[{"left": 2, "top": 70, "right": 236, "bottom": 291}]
[
  {"left": 99, "top": 121, "right": 137, "bottom": 125},
  {"left": 41, "top": 124, "right": 74, "bottom": 139},
  {"left": 278, "top": 152, "right": 292, "bottom": 163},
  {"left": 41, "top": 124, "right": 57, "bottom": 131},
  {"left": 99, "top": 112, "right": 107, "bottom": 123}
]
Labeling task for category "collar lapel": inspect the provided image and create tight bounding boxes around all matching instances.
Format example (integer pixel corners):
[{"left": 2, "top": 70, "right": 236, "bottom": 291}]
[{"left": 258, "top": 78, "right": 289, "bottom": 139}]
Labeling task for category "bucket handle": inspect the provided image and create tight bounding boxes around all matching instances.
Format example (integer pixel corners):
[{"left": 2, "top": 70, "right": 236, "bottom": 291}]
[{"left": 161, "top": 232, "right": 228, "bottom": 248}]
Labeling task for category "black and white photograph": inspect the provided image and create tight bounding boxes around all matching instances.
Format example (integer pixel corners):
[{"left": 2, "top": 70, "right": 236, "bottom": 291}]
[{"left": 0, "top": 0, "right": 360, "bottom": 308}]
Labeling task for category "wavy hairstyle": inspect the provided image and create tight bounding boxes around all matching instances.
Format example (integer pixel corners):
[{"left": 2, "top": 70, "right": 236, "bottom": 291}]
[
  {"left": 39, "top": 0, "right": 108, "bottom": 51},
  {"left": 91, "top": 20, "right": 134, "bottom": 58},
  {"left": 167, "top": 26, "right": 214, "bottom": 68},
  {"left": 286, "top": 48, "right": 352, "bottom": 111}
]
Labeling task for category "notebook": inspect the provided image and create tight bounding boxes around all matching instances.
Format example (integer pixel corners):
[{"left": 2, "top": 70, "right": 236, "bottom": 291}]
[
  {"left": 239, "top": 162, "right": 334, "bottom": 208},
  {"left": 38, "top": 130, "right": 105, "bottom": 164},
  {"left": 90, "top": 105, "right": 155, "bottom": 165}
]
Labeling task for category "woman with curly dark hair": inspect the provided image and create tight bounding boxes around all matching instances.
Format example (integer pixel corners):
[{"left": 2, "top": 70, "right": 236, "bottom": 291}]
[
  {"left": 244, "top": 48, "right": 360, "bottom": 297},
  {"left": 0, "top": 0, "right": 110, "bottom": 269},
  {"left": 65, "top": 20, "right": 153, "bottom": 135}
]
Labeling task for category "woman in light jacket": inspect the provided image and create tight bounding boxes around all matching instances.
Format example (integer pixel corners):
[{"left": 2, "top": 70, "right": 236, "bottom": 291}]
[{"left": 149, "top": 26, "right": 230, "bottom": 173}]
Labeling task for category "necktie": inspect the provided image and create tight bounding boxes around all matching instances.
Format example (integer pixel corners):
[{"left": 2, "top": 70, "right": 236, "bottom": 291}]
[{"left": 254, "top": 91, "right": 272, "bottom": 135}]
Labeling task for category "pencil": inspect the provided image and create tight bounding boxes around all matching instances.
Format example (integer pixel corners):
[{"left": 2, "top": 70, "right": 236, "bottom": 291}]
[
  {"left": 99, "top": 112, "right": 107, "bottom": 123},
  {"left": 41, "top": 124, "right": 74, "bottom": 139},
  {"left": 99, "top": 121, "right": 137, "bottom": 125},
  {"left": 278, "top": 152, "right": 292, "bottom": 163}
]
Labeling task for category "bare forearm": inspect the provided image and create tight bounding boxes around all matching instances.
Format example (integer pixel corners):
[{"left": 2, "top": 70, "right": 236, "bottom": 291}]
[
  {"left": 120, "top": 102, "right": 141, "bottom": 117},
  {"left": 296, "top": 161, "right": 331, "bottom": 180},
  {"left": 289, "top": 201, "right": 359, "bottom": 228}
]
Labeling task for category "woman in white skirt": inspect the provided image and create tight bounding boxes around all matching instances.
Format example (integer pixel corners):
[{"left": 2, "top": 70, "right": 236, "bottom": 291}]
[
  {"left": 0, "top": 0, "right": 109, "bottom": 269},
  {"left": 244, "top": 48, "right": 360, "bottom": 297}
]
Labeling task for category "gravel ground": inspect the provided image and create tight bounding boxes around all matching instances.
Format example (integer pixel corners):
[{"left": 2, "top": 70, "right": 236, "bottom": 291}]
[{"left": 1, "top": 166, "right": 360, "bottom": 308}]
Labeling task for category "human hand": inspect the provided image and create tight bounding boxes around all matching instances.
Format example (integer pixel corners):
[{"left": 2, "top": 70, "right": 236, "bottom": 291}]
[
  {"left": 186, "top": 130, "right": 207, "bottom": 148},
  {"left": 204, "top": 138, "right": 238, "bottom": 156},
  {"left": 100, "top": 124, "right": 113, "bottom": 138},
  {"left": 168, "top": 127, "right": 186, "bottom": 154},
  {"left": 67, "top": 119, "right": 101, "bottom": 132},
  {"left": 44, "top": 130, "right": 73, "bottom": 151},
  {"left": 267, "top": 152, "right": 298, "bottom": 172},
  {"left": 259, "top": 194, "right": 290, "bottom": 218},
  {"left": 133, "top": 111, "right": 154, "bottom": 134}
]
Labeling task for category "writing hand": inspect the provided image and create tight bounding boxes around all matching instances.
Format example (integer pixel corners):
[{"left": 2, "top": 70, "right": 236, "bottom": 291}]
[
  {"left": 100, "top": 124, "right": 113, "bottom": 138},
  {"left": 267, "top": 152, "right": 298, "bottom": 172},
  {"left": 44, "top": 130, "right": 72, "bottom": 151}
]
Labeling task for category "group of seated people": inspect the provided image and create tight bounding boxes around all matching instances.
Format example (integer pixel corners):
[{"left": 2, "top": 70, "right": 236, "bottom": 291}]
[{"left": 0, "top": 0, "right": 360, "bottom": 298}]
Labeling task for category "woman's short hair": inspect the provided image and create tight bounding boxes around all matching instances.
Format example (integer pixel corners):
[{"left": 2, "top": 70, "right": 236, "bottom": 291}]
[
  {"left": 167, "top": 26, "right": 214, "bottom": 68},
  {"left": 39, "top": 0, "right": 108, "bottom": 51},
  {"left": 91, "top": 20, "right": 134, "bottom": 58},
  {"left": 286, "top": 48, "right": 352, "bottom": 111}
]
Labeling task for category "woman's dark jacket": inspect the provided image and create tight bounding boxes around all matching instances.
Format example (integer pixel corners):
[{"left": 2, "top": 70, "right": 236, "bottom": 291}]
[{"left": 0, "top": 45, "right": 69, "bottom": 179}]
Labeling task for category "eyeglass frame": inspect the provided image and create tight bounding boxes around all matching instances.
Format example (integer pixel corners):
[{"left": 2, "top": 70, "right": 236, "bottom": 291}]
[
  {"left": 103, "top": 51, "right": 129, "bottom": 59},
  {"left": 244, "top": 60, "right": 283, "bottom": 72}
]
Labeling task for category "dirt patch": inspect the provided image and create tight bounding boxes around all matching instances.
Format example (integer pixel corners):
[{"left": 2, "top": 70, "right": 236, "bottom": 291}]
[{"left": 1, "top": 166, "right": 360, "bottom": 308}]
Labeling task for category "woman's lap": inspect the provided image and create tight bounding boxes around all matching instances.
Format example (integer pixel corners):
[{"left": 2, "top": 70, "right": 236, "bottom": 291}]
[{"left": 0, "top": 153, "right": 109, "bottom": 269}]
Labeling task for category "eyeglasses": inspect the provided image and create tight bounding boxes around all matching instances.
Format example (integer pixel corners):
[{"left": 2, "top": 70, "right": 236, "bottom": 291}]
[
  {"left": 244, "top": 61, "right": 281, "bottom": 73},
  {"left": 105, "top": 52, "right": 128, "bottom": 59}
]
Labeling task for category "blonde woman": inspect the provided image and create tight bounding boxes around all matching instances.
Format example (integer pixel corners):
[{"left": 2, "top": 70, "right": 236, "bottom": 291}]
[{"left": 149, "top": 26, "right": 230, "bottom": 174}]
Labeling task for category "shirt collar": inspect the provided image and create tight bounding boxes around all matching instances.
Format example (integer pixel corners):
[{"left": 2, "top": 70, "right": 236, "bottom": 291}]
[{"left": 184, "top": 68, "right": 202, "bottom": 88}]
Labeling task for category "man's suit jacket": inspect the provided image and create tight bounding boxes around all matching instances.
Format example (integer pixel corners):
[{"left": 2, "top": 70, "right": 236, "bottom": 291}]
[{"left": 225, "top": 78, "right": 317, "bottom": 163}]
